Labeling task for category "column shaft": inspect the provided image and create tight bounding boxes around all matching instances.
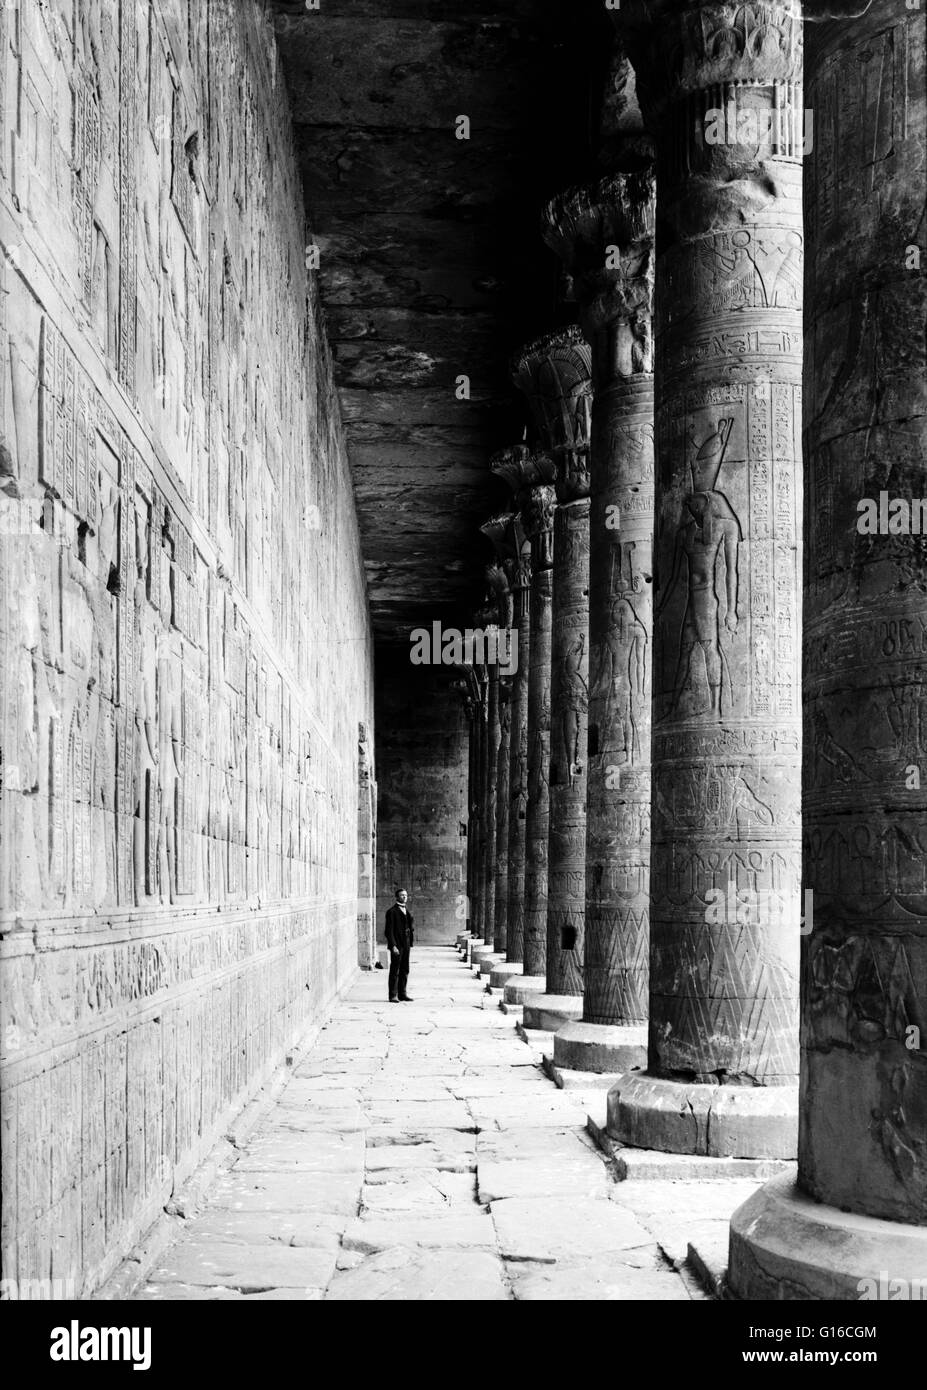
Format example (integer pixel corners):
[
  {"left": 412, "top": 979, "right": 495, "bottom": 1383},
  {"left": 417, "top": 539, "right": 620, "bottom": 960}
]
[
  {"left": 609, "top": 0, "right": 803, "bottom": 1155},
  {"left": 730, "top": 0, "right": 927, "bottom": 1299}
]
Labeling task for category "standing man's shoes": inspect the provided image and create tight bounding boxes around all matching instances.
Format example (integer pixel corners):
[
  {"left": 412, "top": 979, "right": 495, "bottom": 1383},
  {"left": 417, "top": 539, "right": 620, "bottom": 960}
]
[
  {"left": 389, "top": 996, "right": 400, "bottom": 1003},
  {"left": 399, "top": 996, "right": 413, "bottom": 1002}
]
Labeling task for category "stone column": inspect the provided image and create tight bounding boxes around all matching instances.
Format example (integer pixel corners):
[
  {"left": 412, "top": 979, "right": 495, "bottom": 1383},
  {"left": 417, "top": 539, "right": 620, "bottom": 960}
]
[
  {"left": 512, "top": 328, "right": 593, "bottom": 1033},
  {"left": 502, "top": 451, "right": 557, "bottom": 1006},
  {"left": 481, "top": 521, "right": 519, "bottom": 965},
  {"left": 541, "top": 169, "right": 656, "bottom": 1074},
  {"left": 480, "top": 601, "right": 502, "bottom": 954},
  {"left": 457, "top": 683, "right": 478, "bottom": 949},
  {"left": 730, "top": 0, "right": 927, "bottom": 1295},
  {"left": 607, "top": 0, "right": 803, "bottom": 1157},
  {"left": 491, "top": 452, "right": 536, "bottom": 989}
]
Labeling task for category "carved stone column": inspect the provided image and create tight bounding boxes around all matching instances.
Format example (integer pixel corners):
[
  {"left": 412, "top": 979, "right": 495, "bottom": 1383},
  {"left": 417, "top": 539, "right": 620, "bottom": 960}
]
[
  {"left": 730, "top": 0, "right": 927, "bottom": 1295},
  {"left": 607, "top": 0, "right": 803, "bottom": 1156},
  {"left": 541, "top": 169, "right": 656, "bottom": 1073},
  {"left": 511, "top": 328, "right": 593, "bottom": 1032},
  {"left": 481, "top": 519, "right": 520, "bottom": 969},
  {"left": 503, "top": 450, "right": 557, "bottom": 1005},
  {"left": 491, "top": 450, "right": 537, "bottom": 988},
  {"left": 456, "top": 681, "right": 479, "bottom": 948}
]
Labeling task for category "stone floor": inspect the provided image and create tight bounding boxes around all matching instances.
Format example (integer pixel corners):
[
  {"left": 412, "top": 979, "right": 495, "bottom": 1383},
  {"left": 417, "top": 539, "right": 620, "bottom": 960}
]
[{"left": 134, "top": 946, "right": 762, "bottom": 1301}]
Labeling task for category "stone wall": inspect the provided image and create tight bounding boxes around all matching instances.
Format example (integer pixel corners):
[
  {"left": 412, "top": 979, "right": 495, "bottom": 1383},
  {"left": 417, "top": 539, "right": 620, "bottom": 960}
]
[
  {"left": 375, "top": 661, "right": 468, "bottom": 948},
  {"left": 0, "top": 0, "right": 373, "bottom": 1293}
]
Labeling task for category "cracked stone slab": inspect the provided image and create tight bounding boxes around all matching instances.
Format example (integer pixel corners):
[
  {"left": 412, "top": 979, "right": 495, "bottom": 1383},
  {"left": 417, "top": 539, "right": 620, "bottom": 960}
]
[
  {"left": 145, "top": 1240, "right": 339, "bottom": 1290},
  {"left": 506, "top": 1258, "right": 692, "bottom": 1301},
  {"left": 363, "top": 1101, "right": 474, "bottom": 1128},
  {"left": 235, "top": 1130, "right": 366, "bottom": 1172},
  {"left": 360, "top": 1172, "right": 476, "bottom": 1211},
  {"left": 135, "top": 1283, "right": 324, "bottom": 1301},
  {"left": 342, "top": 1211, "right": 497, "bottom": 1253},
  {"left": 177, "top": 1210, "right": 345, "bottom": 1250},
  {"left": 209, "top": 1170, "right": 362, "bottom": 1215},
  {"left": 476, "top": 1127, "right": 591, "bottom": 1162},
  {"left": 364, "top": 1140, "right": 476, "bottom": 1172},
  {"left": 491, "top": 1197, "right": 655, "bottom": 1262},
  {"left": 478, "top": 1160, "right": 611, "bottom": 1204},
  {"left": 325, "top": 1247, "right": 508, "bottom": 1301}
]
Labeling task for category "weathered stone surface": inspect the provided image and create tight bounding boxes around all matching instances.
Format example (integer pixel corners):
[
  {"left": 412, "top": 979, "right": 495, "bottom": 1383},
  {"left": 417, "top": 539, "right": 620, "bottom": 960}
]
[
  {"left": 523, "top": 993, "right": 585, "bottom": 1032},
  {"left": 729, "top": 1174, "right": 927, "bottom": 1302},
  {"left": 608, "top": 1073, "right": 798, "bottom": 1160},
  {"left": 516, "top": 457, "right": 557, "bottom": 980},
  {"left": 361, "top": 1172, "right": 476, "bottom": 1211},
  {"left": 375, "top": 663, "right": 468, "bottom": 945},
  {"left": 729, "top": 0, "right": 927, "bottom": 1297},
  {"left": 543, "top": 171, "right": 656, "bottom": 1050},
  {"left": 343, "top": 1212, "right": 495, "bottom": 1253},
  {"left": 503, "top": 974, "right": 547, "bottom": 1005},
  {"left": 0, "top": 0, "right": 373, "bottom": 1293},
  {"left": 508, "top": 1260, "right": 691, "bottom": 1301},
  {"left": 513, "top": 331, "right": 593, "bottom": 997},
  {"left": 145, "top": 1240, "right": 338, "bottom": 1291},
  {"left": 491, "top": 1196, "right": 653, "bottom": 1262},
  {"left": 553, "top": 1020, "right": 647, "bottom": 1075},
  {"left": 325, "top": 1247, "right": 508, "bottom": 1302},
  {"left": 209, "top": 1171, "right": 363, "bottom": 1217},
  {"left": 608, "top": 0, "right": 803, "bottom": 1158}
]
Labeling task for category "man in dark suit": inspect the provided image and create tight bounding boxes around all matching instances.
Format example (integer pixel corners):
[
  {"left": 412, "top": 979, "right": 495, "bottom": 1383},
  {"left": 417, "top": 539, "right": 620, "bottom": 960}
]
[{"left": 385, "top": 888, "right": 414, "bottom": 1002}]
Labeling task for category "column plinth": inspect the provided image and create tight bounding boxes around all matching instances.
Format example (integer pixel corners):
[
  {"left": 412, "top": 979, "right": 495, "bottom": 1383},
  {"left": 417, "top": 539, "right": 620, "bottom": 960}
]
[
  {"left": 607, "top": 0, "right": 804, "bottom": 1156},
  {"left": 730, "top": 0, "right": 927, "bottom": 1294}
]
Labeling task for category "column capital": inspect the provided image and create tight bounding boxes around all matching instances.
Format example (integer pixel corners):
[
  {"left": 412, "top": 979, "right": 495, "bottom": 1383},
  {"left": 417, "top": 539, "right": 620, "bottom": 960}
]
[
  {"left": 614, "top": 0, "right": 802, "bottom": 128},
  {"left": 490, "top": 444, "right": 556, "bottom": 503},
  {"left": 541, "top": 172, "right": 656, "bottom": 373},
  {"left": 480, "top": 510, "right": 519, "bottom": 564},
  {"left": 511, "top": 326, "right": 592, "bottom": 502},
  {"left": 522, "top": 483, "right": 556, "bottom": 572}
]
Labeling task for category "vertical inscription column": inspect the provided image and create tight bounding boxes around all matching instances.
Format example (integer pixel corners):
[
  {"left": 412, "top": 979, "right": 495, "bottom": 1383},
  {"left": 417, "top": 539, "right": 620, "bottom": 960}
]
[
  {"left": 512, "top": 329, "right": 593, "bottom": 1032},
  {"left": 730, "top": 0, "right": 927, "bottom": 1296},
  {"left": 542, "top": 170, "right": 656, "bottom": 1074},
  {"left": 609, "top": 0, "right": 803, "bottom": 1156},
  {"left": 491, "top": 451, "right": 536, "bottom": 984},
  {"left": 504, "top": 453, "right": 557, "bottom": 1003}
]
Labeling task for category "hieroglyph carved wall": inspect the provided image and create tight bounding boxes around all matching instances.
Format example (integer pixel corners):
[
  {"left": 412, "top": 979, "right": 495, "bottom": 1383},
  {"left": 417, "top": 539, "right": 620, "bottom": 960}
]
[{"left": 0, "top": 0, "right": 373, "bottom": 1292}]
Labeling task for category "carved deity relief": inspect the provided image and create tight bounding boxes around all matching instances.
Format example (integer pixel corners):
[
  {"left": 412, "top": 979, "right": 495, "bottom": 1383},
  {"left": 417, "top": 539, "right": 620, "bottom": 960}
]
[{"left": 658, "top": 418, "right": 742, "bottom": 720}]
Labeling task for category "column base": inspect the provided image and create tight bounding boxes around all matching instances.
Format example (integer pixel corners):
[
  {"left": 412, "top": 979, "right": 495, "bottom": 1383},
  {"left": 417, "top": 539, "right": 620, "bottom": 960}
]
[
  {"left": 478, "top": 953, "right": 505, "bottom": 976},
  {"left": 607, "top": 1073, "right": 798, "bottom": 1160},
  {"left": 553, "top": 1020, "right": 647, "bottom": 1075},
  {"left": 728, "top": 1172, "right": 927, "bottom": 1301},
  {"left": 503, "top": 974, "right": 547, "bottom": 1006},
  {"left": 522, "top": 993, "right": 583, "bottom": 1032},
  {"left": 470, "top": 943, "right": 495, "bottom": 965},
  {"left": 490, "top": 961, "right": 523, "bottom": 989}
]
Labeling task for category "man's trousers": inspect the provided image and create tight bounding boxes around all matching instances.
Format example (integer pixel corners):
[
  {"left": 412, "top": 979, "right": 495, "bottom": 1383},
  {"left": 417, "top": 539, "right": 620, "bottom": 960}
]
[{"left": 388, "top": 945, "right": 410, "bottom": 1000}]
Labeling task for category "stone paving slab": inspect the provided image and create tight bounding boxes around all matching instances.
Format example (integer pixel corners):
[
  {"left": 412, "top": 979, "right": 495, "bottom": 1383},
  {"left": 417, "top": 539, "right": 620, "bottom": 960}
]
[
  {"left": 208, "top": 1170, "right": 362, "bottom": 1215},
  {"left": 491, "top": 1196, "right": 655, "bottom": 1262},
  {"left": 145, "top": 1240, "right": 338, "bottom": 1291},
  {"left": 360, "top": 1172, "right": 476, "bottom": 1211},
  {"left": 506, "top": 1258, "right": 693, "bottom": 1301},
  {"left": 325, "top": 1248, "right": 508, "bottom": 1301},
  {"left": 342, "top": 1211, "right": 497, "bottom": 1253},
  {"left": 176, "top": 1210, "right": 345, "bottom": 1249},
  {"left": 131, "top": 947, "right": 733, "bottom": 1301}
]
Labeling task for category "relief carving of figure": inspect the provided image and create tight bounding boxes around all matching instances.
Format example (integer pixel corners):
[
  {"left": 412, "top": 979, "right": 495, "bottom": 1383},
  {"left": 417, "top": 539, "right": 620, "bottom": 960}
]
[{"left": 659, "top": 419, "right": 740, "bottom": 720}]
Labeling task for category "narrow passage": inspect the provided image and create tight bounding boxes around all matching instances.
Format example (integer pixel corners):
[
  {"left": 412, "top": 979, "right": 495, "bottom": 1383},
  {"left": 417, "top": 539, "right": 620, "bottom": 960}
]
[{"left": 135, "top": 948, "right": 756, "bottom": 1300}]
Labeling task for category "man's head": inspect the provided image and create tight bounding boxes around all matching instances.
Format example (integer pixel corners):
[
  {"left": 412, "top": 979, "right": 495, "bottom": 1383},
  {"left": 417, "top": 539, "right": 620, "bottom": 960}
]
[{"left": 395, "top": 889, "right": 408, "bottom": 906}]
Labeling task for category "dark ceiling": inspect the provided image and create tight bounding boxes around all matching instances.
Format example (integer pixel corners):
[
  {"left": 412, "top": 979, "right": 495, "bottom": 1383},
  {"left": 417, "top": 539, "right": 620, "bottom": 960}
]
[{"left": 271, "top": 0, "right": 610, "bottom": 645}]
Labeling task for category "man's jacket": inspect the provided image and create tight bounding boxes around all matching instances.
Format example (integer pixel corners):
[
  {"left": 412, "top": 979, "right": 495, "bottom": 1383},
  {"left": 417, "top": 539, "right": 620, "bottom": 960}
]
[{"left": 385, "top": 904, "right": 414, "bottom": 951}]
